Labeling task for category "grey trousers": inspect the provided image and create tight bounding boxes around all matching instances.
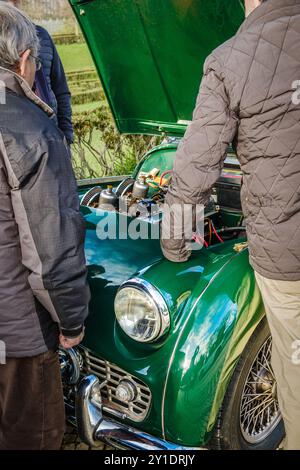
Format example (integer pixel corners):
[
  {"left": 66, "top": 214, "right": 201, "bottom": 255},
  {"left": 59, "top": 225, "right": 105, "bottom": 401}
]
[{"left": 255, "top": 272, "right": 300, "bottom": 450}]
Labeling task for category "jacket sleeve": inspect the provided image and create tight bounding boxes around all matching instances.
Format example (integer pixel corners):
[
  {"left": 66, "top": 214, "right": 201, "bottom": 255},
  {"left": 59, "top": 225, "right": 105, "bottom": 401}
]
[
  {"left": 161, "top": 55, "right": 238, "bottom": 262},
  {"left": 7, "top": 135, "right": 90, "bottom": 337},
  {"left": 50, "top": 38, "right": 74, "bottom": 145}
]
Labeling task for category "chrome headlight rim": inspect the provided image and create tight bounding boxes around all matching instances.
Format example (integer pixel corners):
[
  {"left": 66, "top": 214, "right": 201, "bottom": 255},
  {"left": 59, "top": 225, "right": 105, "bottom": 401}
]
[
  {"left": 59, "top": 347, "right": 83, "bottom": 385},
  {"left": 115, "top": 277, "right": 170, "bottom": 343}
]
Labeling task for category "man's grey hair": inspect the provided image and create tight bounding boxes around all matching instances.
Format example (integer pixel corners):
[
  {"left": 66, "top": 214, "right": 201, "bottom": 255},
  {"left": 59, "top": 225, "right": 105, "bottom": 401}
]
[{"left": 0, "top": 1, "right": 39, "bottom": 70}]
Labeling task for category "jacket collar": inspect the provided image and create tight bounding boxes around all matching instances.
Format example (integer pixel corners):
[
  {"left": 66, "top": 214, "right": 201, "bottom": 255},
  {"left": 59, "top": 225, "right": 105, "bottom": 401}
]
[
  {"left": 239, "top": 0, "right": 300, "bottom": 33},
  {"left": 0, "top": 66, "right": 54, "bottom": 117}
]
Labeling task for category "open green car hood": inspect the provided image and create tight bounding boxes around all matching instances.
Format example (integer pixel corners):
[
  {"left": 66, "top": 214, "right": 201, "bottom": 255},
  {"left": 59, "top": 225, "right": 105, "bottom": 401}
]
[{"left": 69, "top": 0, "right": 244, "bottom": 135}]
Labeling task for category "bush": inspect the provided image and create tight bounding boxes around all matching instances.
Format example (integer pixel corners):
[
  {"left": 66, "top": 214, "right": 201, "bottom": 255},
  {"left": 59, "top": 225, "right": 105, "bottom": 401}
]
[
  {"left": 71, "top": 88, "right": 104, "bottom": 105},
  {"left": 52, "top": 33, "right": 84, "bottom": 45},
  {"left": 72, "top": 104, "right": 161, "bottom": 180}
]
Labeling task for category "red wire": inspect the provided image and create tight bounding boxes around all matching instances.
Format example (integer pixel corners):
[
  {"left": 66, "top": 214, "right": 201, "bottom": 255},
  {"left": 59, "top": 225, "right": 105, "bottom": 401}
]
[
  {"left": 159, "top": 170, "right": 173, "bottom": 186},
  {"left": 211, "top": 222, "right": 224, "bottom": 243},
  {"left": 192, "top": 234, "right": 208, "bottom": 249}
]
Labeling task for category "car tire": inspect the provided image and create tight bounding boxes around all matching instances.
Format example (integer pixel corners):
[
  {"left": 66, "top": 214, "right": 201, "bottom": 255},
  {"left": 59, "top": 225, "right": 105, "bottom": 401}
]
[{"left": 213, "top": 318, "right": 285, "bottom": 450}]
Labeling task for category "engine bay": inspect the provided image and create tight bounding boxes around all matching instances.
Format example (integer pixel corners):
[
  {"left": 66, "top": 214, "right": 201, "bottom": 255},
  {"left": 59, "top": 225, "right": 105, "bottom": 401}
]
[{"left": 80, "top": 153, "right": 246, "bottom": 248}]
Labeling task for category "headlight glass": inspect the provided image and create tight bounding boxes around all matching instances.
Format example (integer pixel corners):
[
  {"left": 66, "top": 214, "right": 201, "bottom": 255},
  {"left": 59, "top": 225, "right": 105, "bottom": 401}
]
[{"left": 114, "top": 283, "right": 169, "bottom": 343}]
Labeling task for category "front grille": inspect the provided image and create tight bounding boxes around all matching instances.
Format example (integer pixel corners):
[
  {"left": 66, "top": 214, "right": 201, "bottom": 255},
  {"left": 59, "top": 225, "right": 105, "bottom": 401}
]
[{"left": 79, "top": 347, "right": 152, "bottom": 422}]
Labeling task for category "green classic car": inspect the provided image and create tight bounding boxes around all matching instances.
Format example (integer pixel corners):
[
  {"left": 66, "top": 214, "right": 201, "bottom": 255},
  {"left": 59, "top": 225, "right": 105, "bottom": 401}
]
[{"left": 60, "top": 0, "right": 284, "bottom": 450}]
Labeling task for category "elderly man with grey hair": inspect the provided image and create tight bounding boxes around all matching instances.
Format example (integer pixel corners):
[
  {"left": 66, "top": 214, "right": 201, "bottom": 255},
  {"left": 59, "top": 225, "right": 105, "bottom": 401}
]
[{"left": 0, "top": 2, "right": 90, "bottom": 449}]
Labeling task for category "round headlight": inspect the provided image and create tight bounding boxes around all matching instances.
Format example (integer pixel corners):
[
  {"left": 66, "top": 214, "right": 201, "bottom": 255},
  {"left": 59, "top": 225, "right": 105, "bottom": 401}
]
[{"left": 114, "top": 279, "right": 170, "bottom": 343}]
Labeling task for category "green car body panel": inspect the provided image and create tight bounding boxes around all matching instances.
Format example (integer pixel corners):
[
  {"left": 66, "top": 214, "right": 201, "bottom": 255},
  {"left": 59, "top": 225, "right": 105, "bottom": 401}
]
[
  {"left": 67, "top": 0, "right": 268, "bottom": 448},
  {"left": 78, "top": 143, "right": 264, "bottom": 446}
]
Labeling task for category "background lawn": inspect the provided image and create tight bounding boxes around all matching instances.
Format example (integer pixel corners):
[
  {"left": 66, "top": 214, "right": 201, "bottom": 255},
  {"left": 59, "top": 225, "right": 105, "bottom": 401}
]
[
  {"left": 72, "top": 101, "right": 102, "bottom": 114},
  {"left": 56, "top": 43, "right": 94, "bottom": 72}
]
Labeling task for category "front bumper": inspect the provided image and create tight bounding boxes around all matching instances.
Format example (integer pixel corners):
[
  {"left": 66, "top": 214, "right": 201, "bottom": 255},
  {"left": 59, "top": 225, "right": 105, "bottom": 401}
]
[{"left": 76, "top": 374, "right": 206, "bottom": 451}]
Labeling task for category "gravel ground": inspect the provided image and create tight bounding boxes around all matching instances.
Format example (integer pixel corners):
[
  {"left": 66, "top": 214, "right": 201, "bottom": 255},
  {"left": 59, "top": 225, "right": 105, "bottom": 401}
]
[{"left": 61, "top": 424, "right": 114, "bottom": 450}]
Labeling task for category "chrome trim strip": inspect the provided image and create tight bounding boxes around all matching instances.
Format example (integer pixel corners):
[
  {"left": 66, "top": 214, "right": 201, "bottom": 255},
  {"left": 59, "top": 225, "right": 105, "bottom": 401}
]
[
  {"left": 76, "top": 374, "right": 206, "bottom": 451},
  {"left": 116, "top": 277, "right": 170, "bottom": 342},
  {"left": 77, "top": 175, "right": 129, "bottom": 188},
  {"left": 161, "top": 254, "right": 238, "bottom": 439}
]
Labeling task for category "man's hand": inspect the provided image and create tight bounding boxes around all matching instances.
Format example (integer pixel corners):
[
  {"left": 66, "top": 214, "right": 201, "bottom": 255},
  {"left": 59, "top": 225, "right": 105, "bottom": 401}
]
[{"left": 59, "top": 330, "right": 85, "bottom": 349}]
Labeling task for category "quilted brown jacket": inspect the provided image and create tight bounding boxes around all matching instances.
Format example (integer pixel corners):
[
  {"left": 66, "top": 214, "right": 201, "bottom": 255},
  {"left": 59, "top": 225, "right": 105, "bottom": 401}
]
[{"left": 161, "top": 0, "right": 300, "bottom": 281}]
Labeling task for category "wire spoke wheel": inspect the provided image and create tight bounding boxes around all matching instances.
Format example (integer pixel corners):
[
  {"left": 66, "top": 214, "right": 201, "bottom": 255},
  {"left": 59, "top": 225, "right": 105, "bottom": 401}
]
[{"left": 240, "top": 336, "right": 281, "bottom": 444}]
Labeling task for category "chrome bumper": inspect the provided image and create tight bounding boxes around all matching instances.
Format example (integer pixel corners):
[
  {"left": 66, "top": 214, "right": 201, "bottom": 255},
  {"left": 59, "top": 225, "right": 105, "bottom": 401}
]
[{"left": 76, "top": 374, "right": 206, "bottom": 451}]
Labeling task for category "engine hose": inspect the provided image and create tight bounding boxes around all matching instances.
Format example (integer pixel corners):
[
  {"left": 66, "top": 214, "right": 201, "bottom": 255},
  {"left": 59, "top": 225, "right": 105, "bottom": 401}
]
[{"left": 217, "top": 226, "right": 246, "bottom": 233}]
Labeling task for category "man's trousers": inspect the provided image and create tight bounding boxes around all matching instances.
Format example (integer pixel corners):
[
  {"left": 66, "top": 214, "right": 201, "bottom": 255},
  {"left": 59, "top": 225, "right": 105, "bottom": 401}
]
[
  {"left": 255, "top": 272, "right": 300, "bottom": 450},
  {"left": 0, "top": 350, "right": 65, "bottom": 450}
]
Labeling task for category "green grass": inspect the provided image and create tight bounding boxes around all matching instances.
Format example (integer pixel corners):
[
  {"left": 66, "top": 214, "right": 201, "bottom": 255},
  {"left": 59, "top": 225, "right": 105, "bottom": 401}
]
[
  {"left": 57, "top": 43, "right": 95, "bottom": 73},
  {"left": 58, "top": 42, "right": 102, "bottom": 109},
  {"left": 72, "top": 100, "right": 103, "bottom": 114},
  {"left": 57, "top": 42, "right": 115, "bottom": 177}
]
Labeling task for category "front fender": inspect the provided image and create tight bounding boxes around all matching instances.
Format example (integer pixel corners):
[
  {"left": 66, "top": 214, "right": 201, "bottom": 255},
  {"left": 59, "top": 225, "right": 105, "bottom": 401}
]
[{"left": 162, "top": 249, "right": 265, "bottom": 446}]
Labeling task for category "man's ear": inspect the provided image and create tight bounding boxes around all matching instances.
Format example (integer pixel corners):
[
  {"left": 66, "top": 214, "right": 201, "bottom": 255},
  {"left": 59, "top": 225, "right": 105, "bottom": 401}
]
[{"left": 19, "top": 49, "right": 31, "bottom": 78}]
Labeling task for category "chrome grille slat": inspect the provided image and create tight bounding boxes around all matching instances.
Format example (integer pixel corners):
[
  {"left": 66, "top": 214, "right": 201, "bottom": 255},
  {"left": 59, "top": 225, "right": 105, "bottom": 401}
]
[
  {"left": 89, "top": 364, "right": 107, "bottom": 374},
  {"left": 78, "top": 347, "right": 151, "bottom": 422}
]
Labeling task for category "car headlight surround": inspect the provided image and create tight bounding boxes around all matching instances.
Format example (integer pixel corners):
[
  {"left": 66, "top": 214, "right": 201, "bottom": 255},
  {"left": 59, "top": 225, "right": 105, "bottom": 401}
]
[{"left": 114, "top": 278, "right": 170, "bottom": 343}]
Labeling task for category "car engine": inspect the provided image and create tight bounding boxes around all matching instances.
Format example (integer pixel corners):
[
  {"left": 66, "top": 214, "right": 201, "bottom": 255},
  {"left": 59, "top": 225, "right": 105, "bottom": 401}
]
[{"left": 80, "top": 155, "right": 246, "bottom": 247}]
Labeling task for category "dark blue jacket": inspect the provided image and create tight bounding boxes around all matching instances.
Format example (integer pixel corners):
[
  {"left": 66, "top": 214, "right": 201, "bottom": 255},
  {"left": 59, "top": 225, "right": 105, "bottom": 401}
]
[{"left": 36, "top": 26, "right": 74, "bottom": 144}]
